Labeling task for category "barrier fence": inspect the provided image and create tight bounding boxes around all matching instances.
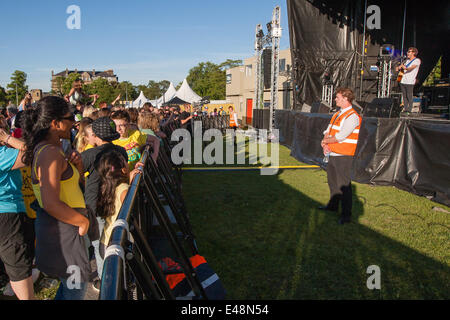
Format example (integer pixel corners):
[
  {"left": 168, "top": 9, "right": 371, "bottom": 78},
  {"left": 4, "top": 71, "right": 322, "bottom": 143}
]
[
  {"left": 275, "top": 110, "right": 450, "bottom": 207},
  {"left": 99, "top": 119, "right": 226, "bottom": 300},
  {"left": 192, "top": 115, "right": 230, "bottom": 133}
]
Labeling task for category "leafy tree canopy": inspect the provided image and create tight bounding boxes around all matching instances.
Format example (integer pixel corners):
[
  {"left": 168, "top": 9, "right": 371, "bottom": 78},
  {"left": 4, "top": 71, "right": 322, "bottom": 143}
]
[
  {"left": 186, "top": 59, "right": 241, "bottom": 100},
  {"left": 6, "top": 70, "right": 28, "bottom": 105}
]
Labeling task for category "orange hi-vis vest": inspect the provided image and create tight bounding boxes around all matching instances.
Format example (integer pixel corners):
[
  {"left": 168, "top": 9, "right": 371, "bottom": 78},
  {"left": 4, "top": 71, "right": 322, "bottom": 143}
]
[
  {"left": 229, "top": 112, "right": 237, "bottom": 127},
  {"left": 328, "top": 108, "right": 362, "bottom": 156}
]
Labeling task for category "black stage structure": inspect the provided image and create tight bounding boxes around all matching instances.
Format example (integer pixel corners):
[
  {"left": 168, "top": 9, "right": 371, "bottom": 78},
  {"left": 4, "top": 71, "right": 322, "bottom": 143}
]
[
  {"left": 286, "top": 0, "right": 449, "bottom": 108},
  {"left": 270, "top": 0, "right": 450, "bottom": 206}
]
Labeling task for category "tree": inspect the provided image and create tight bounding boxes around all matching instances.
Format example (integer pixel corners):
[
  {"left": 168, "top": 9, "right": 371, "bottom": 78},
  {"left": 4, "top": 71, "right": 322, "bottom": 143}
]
[
  {"left": 423, "top": 56, "right": 442, "bottom": 86},
  {"left": 146, "top": 80, "right": 171, "bottom": 100},
  {"left": 0, "top": 86, "right": 7, "bottom": 108},
  {"left": 61, "top": 73, "right": 82, "bottom": 95},
  {"left": 116, "top": 81, "right": 138, "bottom": 102},
  {"left": 6, "top": 70, "right": 28, "bottom": 105},
  {"left": 186, "top": 61, "right": 226, "bottom": 100},
  {"left": 184, "top": 59, "right": 242, "bottom": 100},
  {"left": 219, "top": 59, "right": 243, "bottom": 71},
  {"left": 131, "top": 80, "right": 172, "bottom": 101},
  {"left": 84, "top": 78, "right": 117, "bottom": 107}
]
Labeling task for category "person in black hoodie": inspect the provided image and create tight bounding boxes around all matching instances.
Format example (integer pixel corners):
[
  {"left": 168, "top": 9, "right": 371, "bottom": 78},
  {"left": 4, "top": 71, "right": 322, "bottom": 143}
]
[{"left": 81, "top": 117, "right": 128, "bottom": 282}]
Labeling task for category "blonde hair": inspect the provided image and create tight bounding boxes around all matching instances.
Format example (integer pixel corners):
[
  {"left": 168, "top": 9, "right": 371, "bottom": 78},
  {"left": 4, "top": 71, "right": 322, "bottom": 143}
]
[
  {"left": 75, "top": 118, "right": 93, "bottom": 153},
  {"left": 138, "top": 111, "right": 160, "bottom": 132},
  {"left": 82, "top": 106, "right": 96, "bottom": 118}
]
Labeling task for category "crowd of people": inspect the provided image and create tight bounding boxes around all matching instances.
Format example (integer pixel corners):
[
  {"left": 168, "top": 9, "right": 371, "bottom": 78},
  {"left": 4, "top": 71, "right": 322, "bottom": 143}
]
[{"left": 0, "top": 79, "right": 238, "bottom": 300}]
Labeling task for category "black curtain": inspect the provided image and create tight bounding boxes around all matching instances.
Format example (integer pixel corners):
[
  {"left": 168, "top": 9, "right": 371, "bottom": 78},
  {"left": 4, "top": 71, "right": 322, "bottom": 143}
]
[{"left": 287, "top": 0, "right": 450, "bottom": 108}]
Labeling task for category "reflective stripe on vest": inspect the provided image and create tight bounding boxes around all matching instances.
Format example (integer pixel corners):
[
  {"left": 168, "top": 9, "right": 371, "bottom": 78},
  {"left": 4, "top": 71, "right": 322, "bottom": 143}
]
[
  {"left": 165, "top": 255, "right": 207, "bottom": 290},
  {"left": 328, "top": 108, "right": 362, "bottom": 156},
  {"left": 229, "top": 113, "right": 237, "bottom": 127}
]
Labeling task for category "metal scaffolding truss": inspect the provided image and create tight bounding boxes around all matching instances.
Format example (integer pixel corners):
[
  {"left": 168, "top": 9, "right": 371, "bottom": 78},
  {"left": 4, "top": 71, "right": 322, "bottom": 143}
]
[
  {"left": 254, "top": 6, "right": 282, "bottom": 135},
  {"left": 377, "top": 56, "right": 393, "bottom": 98}
]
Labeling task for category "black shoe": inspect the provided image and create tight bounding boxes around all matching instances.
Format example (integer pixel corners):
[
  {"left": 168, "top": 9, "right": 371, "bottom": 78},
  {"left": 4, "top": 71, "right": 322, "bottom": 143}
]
[
  {"left": 338, "top": 217, "right": 351, "bottom": 225},
  {"left": 318, "top": 206, "right": 338, "bottom": 212}
]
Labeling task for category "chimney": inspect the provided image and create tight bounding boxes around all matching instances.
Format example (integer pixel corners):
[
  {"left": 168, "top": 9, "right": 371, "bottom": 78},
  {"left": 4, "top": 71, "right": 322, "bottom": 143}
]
[
  {"left": 51, "top": 70, "right": 54, "bottom": 76},
  {"left": 75, "top": 68, "right": 78, "bottom": 74},
  {"left": 65, "top": 68, "right": 69, "bottom": 76},
  {"left": 93, "top": 69, "right": 95, "bottom": 75}
]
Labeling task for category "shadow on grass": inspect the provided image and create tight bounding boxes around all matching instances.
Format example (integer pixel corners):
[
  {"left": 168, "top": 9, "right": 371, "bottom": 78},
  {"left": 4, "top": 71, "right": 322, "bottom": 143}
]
[
  {"left": 180, "top": 133, "right": 279, "bottom": 169},
  {"left": 182, "top": 168, "right": 450, "bottom": 300}
]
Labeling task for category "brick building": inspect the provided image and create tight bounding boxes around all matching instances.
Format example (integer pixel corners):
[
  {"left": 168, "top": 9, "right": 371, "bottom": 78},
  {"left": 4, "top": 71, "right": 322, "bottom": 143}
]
[{"left": 51, "top": 68, "right": 118, "bottom": 93}]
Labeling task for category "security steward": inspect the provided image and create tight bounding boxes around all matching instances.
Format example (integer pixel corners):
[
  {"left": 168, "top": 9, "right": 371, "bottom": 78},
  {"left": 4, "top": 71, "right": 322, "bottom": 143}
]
[{"left": 320, "top": 88, "right": 362, "bottom": 225}]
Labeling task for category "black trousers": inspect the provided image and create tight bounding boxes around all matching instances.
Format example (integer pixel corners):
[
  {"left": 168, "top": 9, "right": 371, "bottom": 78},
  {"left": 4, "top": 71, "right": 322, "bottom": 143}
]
[
  {"left": 326, "top": 156, "right": 354, "bottom": 218},
  {"left": 399, "top": 83, "right": 415, "bottom": 112}
]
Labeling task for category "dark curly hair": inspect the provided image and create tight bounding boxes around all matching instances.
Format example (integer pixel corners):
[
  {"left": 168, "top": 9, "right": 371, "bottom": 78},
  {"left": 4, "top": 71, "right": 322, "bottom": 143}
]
[
  {"left": 21, "top": 96, "right": 70, "bottom": 166},
  {"left": 96, "top": 150, "right": 129, "bottom": 219}
]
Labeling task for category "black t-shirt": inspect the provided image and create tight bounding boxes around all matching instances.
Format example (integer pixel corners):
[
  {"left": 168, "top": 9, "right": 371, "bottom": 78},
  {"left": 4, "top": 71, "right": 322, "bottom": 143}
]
[
  {"left": 180, "top": 111, "right": 192, "bottom": 132},
  {"left": 81, "top": 143, "right": 128, "bottom": 215}
]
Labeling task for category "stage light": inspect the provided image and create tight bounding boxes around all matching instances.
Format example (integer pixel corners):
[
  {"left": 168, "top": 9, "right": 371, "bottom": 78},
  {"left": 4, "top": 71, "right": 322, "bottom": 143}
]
[{"left": 380, "top": 44, "right": 395, "bottom": 57}]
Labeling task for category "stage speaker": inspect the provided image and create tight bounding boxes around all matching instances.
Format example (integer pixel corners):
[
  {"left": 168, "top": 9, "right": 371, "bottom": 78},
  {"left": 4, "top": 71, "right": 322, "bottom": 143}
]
[
  {"left": 363, "top": 98, "right": 401, "bottom": 118},
  {"left": 252, "top": 109, "right": 260, "bottom": 128},
  {"left": 261, "top": 108, "right": 270, "bottom": 130},
  {"left": 252, "top": 109, "right": 270, "bottom": 129},
  {"left": 432, "top": 87, "right": 450, "bottom": 106},
  {"left": 311, "top": 102, "right": 331, "bottom": 114},
  {"left": 263, "top": 48, "right": 272, "bottom": 89},
  {"left": 353, "top": 101, "right": 365, "bottom": 114}
]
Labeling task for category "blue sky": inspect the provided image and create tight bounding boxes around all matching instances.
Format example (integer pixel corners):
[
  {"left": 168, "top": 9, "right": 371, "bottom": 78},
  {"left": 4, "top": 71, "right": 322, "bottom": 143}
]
[{"left": 0, "top": 0, "right": 290, "bottom": 92}]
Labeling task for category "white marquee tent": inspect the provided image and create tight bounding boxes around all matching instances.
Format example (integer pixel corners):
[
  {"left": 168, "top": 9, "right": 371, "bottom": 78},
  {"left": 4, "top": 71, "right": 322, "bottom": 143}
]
[
  {"left": 126, "top": 79, "right": 203, "bottom": 108},
  {"left": 155, "top": 82, "right": 177, "bottom": 107},
  {"left": 129, "top": 91, "right": 151, "bottom": 108},
  {"left": 170, "top": 78, "right": 202, "bottom": 104}
]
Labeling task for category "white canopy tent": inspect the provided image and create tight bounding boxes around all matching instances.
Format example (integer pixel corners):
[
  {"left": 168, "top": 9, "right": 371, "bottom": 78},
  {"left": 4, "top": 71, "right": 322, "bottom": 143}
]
[
  {"left": 155, "top": 82, "right": 177, "bottom": 107},
  {"left": 126, "top": 79, "right": 203, "bottom": 108},
  {"left": 171, "top": 78, "right": 202, "bottom": 104},
  {"left": 129, "top": 91, "right": 151, "bottom": 108}
]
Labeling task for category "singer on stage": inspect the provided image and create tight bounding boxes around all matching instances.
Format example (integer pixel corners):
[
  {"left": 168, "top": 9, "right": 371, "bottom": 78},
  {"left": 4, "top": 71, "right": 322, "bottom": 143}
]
[{"left": 396, "top": 47, "right": 421, "bottom": 114}]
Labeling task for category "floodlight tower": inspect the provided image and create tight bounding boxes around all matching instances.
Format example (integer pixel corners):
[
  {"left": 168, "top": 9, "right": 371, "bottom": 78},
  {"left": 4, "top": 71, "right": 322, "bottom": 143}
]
[
  {"left": 269, "top": 6, "right": 282, "bottom": 136},
  {"left": 253, "top": 6, "right": 282, "bottom": 138},
  {"left": 254, "top": 24, "right": 264, "bottom": 111}
]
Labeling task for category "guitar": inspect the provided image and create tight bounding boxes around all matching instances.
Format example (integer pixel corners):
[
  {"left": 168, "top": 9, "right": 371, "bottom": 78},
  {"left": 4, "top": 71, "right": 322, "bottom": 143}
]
[{"left": 396, "top": 57, "right": 407, "bottom": 83}]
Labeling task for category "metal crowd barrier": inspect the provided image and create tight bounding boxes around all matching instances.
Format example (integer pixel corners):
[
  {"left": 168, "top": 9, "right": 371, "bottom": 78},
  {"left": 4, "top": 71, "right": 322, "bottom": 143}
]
[
  {"left": 192, "top": 115, "right": 230, "bottom": 133},
  {"left": 99, "top": 139, "right": 207, "bottom": 300}
]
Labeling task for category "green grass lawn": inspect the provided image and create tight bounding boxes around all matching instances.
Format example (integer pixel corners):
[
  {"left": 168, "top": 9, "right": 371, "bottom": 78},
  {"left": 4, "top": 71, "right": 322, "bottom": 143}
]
[
  {"left": 182, "top": 142, "right": 450, "bottom": 300},
  {"left": 2, "top": 138, "right": 448, "bottom": 300}
]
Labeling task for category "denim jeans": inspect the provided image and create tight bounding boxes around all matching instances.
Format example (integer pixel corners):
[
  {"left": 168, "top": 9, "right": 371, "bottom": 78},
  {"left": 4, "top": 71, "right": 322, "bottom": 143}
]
[
  {"left": 54, "top": 278, "right": 88, "bottom": 300},
  {"left": 91, "top": 217, "right": 105, "bottom": 279}
]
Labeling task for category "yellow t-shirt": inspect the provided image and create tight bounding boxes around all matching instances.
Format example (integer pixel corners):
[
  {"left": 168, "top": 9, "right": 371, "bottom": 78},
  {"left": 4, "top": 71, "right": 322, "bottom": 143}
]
[
  {"left": 113, "top": 130, "right": 147, "bottom": 170},
  {"left": 84, "top": 144, "right": 94, "bottom": 151},
  {"left": 100, "top": 183, "right": 129, "bottom": 247},
  {"left": 83, "top": 145, "right": 94, "bottom": 178}
]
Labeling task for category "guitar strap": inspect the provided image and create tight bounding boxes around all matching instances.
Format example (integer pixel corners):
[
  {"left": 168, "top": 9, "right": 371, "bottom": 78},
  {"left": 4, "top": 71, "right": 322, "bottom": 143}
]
[{"left": 405, "top": 58, "right": 417, "bottom": 68}]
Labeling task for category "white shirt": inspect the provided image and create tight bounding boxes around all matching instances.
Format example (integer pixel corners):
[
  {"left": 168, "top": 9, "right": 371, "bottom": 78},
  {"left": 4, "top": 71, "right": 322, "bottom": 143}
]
[
  {"left": 69, "top": 91, "right": 81, "bottom": 106},
  {"left": 324, "top": 106, "right": 360, "bottom": 157},
  {"left": 400, "top": 58, "right": 421, "bottom": 85},
  {"left": 233, "top": 112, "right": 238, "bottom": 125}
]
